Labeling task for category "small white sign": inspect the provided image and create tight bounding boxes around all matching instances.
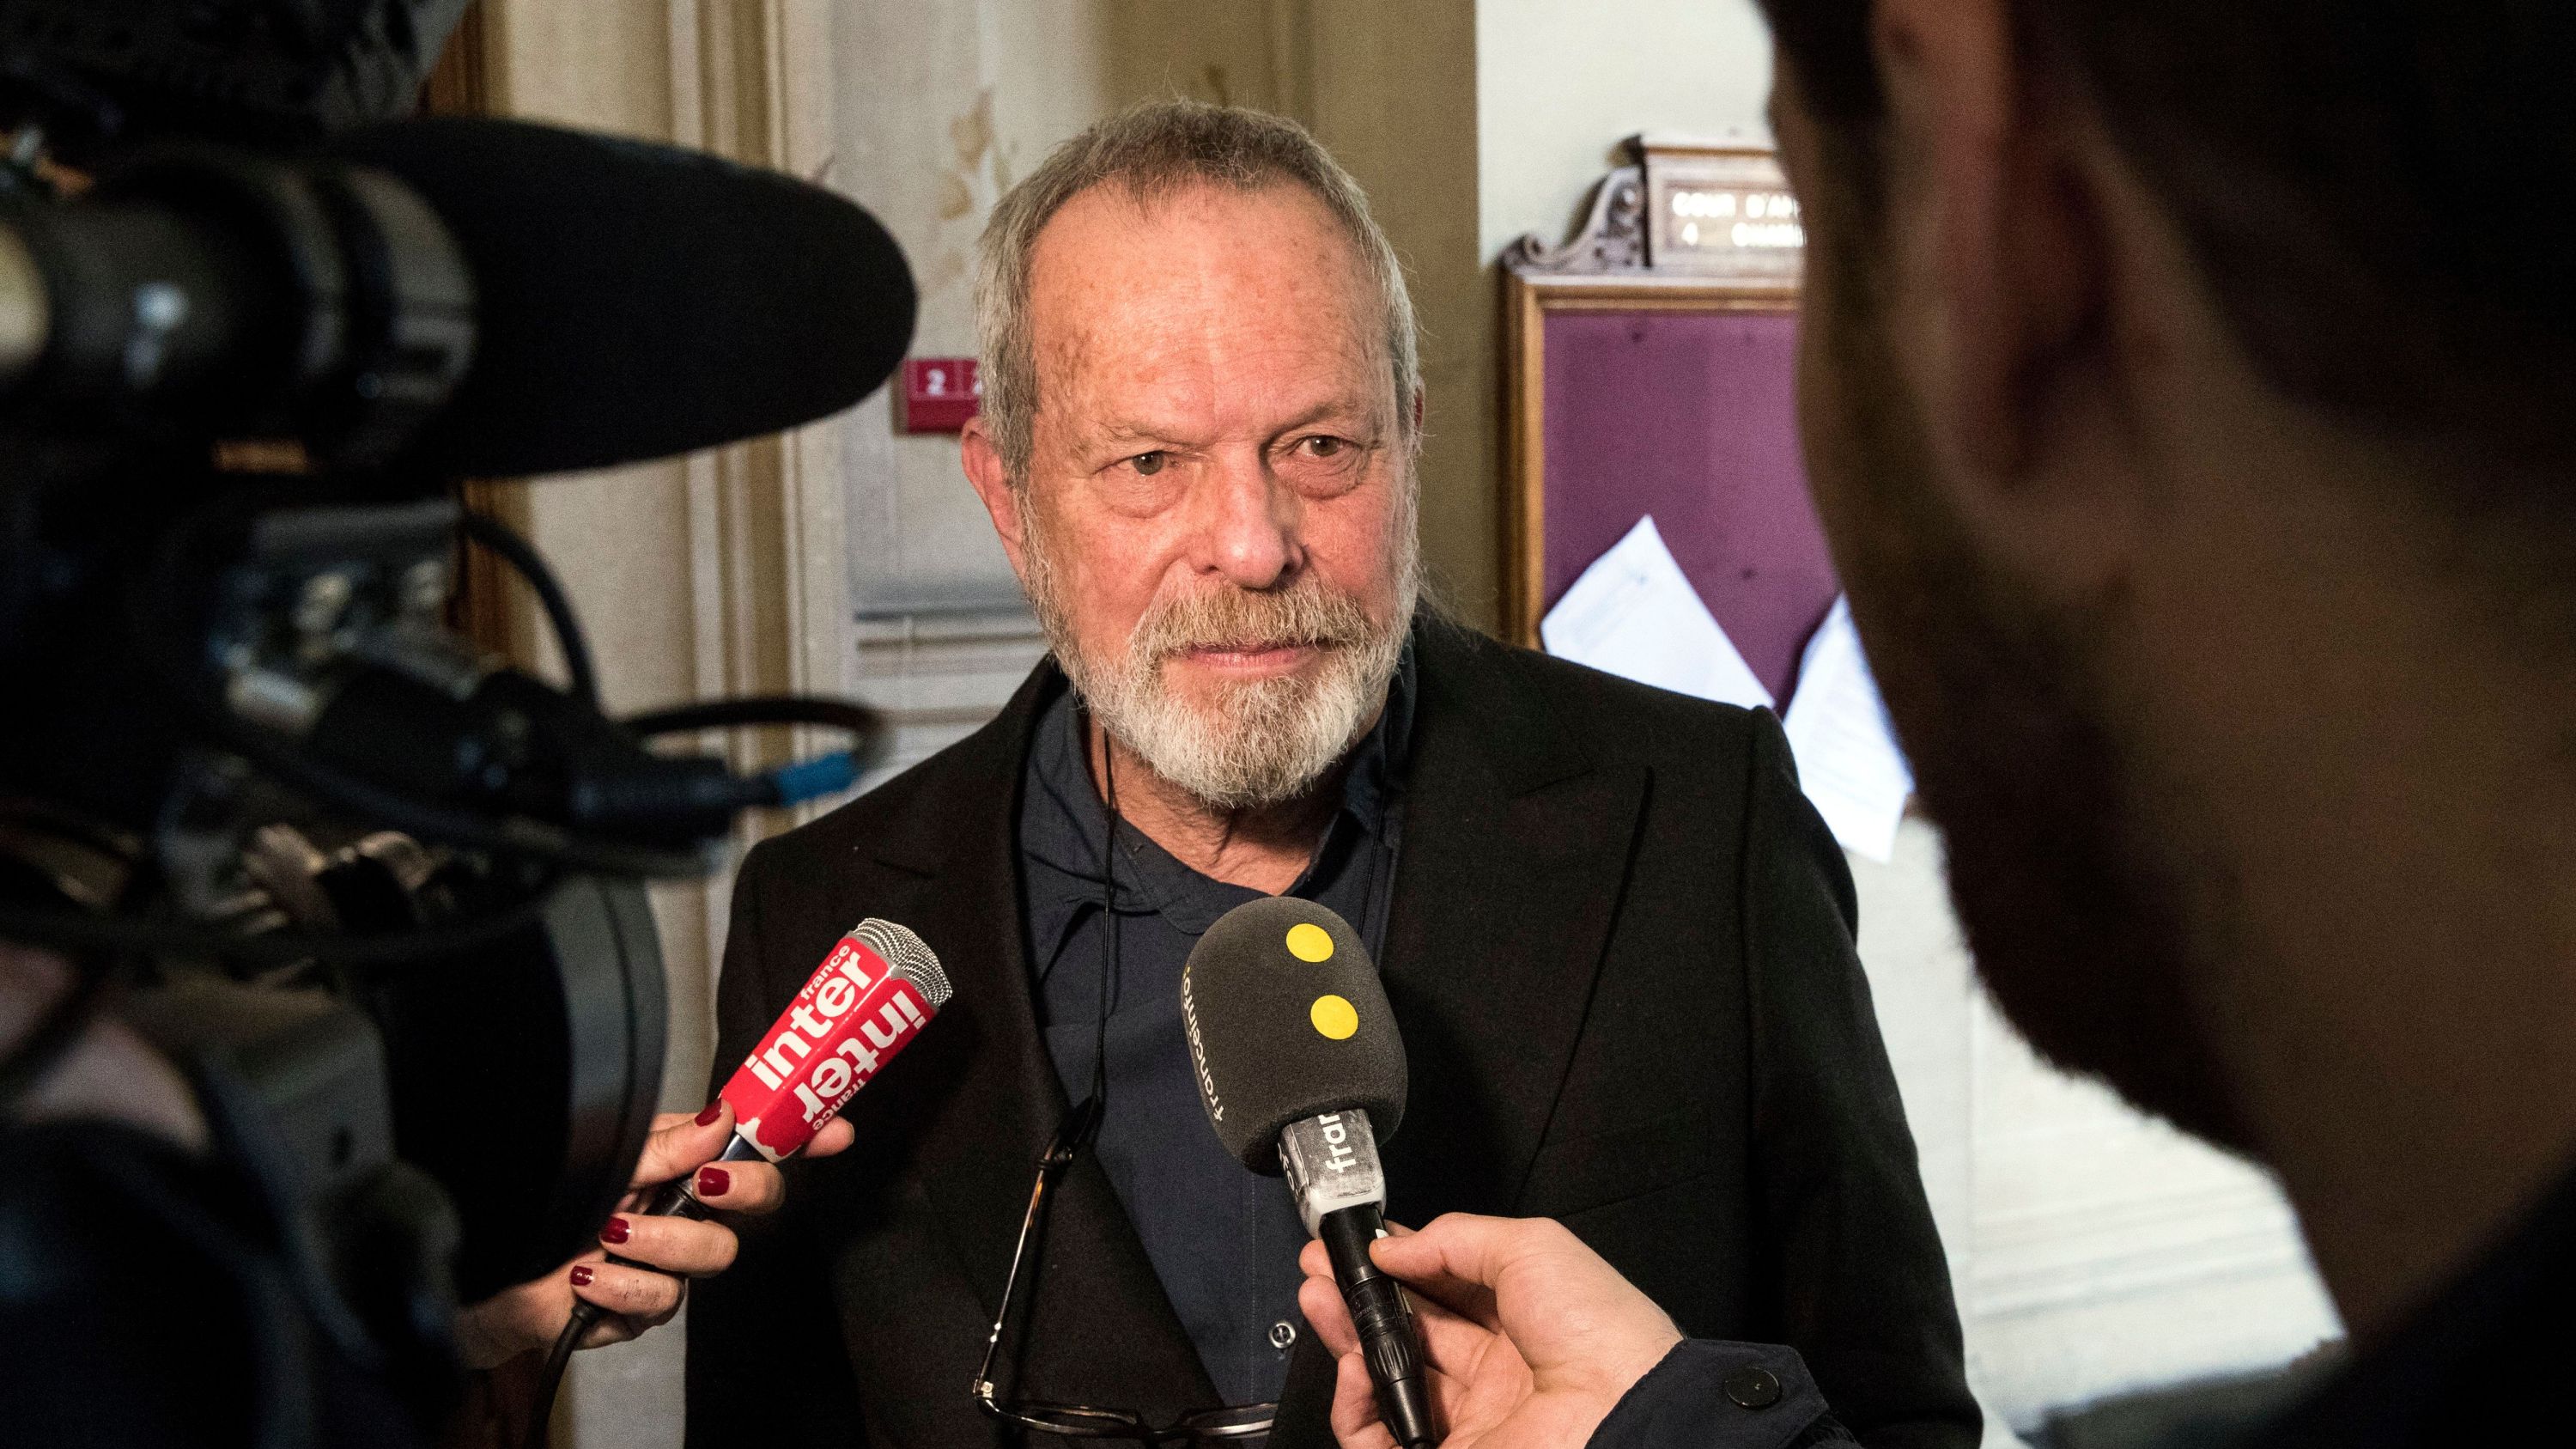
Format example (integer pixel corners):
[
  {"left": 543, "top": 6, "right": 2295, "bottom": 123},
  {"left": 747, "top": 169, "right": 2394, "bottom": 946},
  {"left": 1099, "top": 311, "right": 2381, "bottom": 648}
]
[
  {"left": 1783, "top": 596, "right": 1914, "bottom": 862},
  {"left": 1540, "top": 515, "right": 1774, "bottom": 711}
]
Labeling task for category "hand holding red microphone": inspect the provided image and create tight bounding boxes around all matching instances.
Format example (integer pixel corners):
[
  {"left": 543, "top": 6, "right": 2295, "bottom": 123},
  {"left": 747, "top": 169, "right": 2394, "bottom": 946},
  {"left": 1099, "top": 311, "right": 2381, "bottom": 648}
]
[
  {"left": 452, "top": 1099, "right": 857, "bottom": 1367},
  {"left": 494, "top": 916, "right": 950, "bottom": 1439}
]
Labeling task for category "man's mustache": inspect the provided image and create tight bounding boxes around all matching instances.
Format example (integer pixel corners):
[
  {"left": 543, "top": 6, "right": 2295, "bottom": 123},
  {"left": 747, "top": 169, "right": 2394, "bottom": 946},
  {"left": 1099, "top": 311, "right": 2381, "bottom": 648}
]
[{"left": 1130, "top": 581, "right": 1379, "bottom": 662}]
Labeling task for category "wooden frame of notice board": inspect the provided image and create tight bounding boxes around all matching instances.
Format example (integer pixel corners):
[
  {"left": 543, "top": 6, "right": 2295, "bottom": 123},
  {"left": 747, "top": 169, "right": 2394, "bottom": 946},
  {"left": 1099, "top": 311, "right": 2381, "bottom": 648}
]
[{"left": 1498, "top": 135, "right": 1814, "bottom": 666}]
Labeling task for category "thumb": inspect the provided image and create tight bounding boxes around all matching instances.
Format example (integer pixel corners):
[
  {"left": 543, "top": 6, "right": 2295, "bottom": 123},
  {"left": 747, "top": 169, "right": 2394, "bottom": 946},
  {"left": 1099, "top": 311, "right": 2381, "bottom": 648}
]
[{"left": 631, "top": 1101, "right": 735, "bottom": 1188}]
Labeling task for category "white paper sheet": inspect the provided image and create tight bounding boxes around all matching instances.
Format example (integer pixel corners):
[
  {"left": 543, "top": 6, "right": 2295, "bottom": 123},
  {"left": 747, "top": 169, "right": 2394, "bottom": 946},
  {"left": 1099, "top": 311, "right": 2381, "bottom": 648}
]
[
  {"left": 1783, "top": 595, "right": 1914, "bottom": 862},
  {"left": 1540, "top": 515, "right": 1774, "bottom": 710}
]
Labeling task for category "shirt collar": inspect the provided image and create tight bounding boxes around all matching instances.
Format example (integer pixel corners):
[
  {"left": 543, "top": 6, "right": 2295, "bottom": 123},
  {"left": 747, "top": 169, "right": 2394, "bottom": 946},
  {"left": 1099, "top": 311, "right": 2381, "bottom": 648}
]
[{"left": 1338, "top": 642, "right": 1415, "bottom": 843}]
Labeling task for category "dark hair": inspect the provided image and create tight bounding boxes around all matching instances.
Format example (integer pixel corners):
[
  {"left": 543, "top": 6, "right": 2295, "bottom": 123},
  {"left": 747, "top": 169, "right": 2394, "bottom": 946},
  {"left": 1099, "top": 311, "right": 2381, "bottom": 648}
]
[{"left": 1761, "top": 1, "right": 2576, "bottom": 477}]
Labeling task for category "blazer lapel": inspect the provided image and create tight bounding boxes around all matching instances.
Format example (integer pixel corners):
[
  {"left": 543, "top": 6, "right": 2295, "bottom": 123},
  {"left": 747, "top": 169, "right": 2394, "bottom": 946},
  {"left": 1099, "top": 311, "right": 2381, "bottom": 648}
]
[
  {"left": 1273, "top": 623, "right": 1650, "bottom": 1447},
  {"left": 1376, "top": 623, "right": 1648, "bottom": 1220},
  {"left": 871, "top": 661, "right": 1219, "bottom": 1417}
]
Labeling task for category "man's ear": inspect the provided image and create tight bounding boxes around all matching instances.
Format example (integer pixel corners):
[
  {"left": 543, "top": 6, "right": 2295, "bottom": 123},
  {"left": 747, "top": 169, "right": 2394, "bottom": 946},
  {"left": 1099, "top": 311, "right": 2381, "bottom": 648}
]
[
  {"left": 960, "top": 416, "right": 1030, "bottom": 581},
  {"left": 1874, "top": 0, "right": 2105, "bottom": 486}
]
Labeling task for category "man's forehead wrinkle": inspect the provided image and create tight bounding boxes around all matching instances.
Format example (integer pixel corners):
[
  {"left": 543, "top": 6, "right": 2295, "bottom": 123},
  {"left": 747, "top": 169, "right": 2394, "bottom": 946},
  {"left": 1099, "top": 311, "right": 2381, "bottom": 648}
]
[
  {"left": 1018, "top": 176, "right": 1400, "bottom": 469},
  {"left": 1054, "top": 333, "right": 1383, "bottom": 454}
]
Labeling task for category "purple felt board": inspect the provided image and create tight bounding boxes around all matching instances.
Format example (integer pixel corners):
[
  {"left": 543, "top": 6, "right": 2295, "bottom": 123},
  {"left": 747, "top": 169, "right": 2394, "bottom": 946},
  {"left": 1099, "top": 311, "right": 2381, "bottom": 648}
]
[{"left": 1541, "top": 307, "right": 1840, "bottom": 703}]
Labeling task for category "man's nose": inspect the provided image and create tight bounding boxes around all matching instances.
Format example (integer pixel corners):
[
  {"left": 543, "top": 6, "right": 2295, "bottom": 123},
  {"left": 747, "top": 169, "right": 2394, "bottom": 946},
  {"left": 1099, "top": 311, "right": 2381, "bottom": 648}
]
[{"left": 1191, "top": 448, "right": 1301, "bottom": 591}]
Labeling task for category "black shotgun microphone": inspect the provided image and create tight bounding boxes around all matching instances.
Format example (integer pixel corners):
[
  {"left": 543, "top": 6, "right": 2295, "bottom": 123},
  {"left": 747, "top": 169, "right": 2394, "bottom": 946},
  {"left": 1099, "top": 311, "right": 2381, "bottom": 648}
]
[
  {"left": 0, "top": 115, "right": 916, "bottom": 478},
  {"left": 1182, "top": 898, "right": 1431, "bottom": 1449},
  {"left": 324, "top": 117, "right": 916, "bottom": 478}
]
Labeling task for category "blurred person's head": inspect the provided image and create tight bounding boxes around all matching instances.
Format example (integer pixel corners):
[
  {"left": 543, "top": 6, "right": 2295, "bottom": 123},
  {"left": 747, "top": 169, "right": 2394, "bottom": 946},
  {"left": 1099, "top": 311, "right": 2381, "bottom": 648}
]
[
  {"left": 962, "top": 100, "right": 1421, "bottom": 812},
  {"left": 1761, "top": 0, "right": 2576, "bottom": 1328}
]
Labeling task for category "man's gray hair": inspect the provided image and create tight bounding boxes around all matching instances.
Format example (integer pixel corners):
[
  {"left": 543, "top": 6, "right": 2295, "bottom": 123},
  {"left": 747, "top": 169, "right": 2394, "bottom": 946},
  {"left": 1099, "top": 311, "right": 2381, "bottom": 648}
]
[{"left": 974, "top": 99, "right": 1421, "bottom": 485}]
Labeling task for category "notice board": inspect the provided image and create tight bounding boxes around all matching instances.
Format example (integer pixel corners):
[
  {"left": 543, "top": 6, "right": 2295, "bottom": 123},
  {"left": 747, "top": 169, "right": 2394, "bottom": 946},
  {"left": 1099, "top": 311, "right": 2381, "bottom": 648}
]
[{"left": 1499, "top": 137, "right": 1838, "bottom": 703}]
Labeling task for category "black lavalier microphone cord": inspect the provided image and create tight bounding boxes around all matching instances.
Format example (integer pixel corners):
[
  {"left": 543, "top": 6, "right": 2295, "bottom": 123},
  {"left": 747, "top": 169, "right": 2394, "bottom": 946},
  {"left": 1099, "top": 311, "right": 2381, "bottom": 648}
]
[{"left": 1094, "top": 726, "right": 1121, "bottom": 1117}]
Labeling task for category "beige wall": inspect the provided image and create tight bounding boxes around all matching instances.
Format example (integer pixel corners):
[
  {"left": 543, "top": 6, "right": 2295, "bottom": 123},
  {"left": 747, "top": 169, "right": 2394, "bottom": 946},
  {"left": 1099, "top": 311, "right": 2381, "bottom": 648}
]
[
  {"left": 468, "top": 5, "right": 859, "bottom": 1442},
  {"left": 1302, "top": 1, "right": 1486, "bottom": 617},
  {"left": 834, "top": 1, "right": 1306, "bottom": 615},
  {"left": 1475, "top": 0, "right": 1775, "bottom": 259},
  {"left": 477, "top": 0, "right": 856, "bottom": 1096}
]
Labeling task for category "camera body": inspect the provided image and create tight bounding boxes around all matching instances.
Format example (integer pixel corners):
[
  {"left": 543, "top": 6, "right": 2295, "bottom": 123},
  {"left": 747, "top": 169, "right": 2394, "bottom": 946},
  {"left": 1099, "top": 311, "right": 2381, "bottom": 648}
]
[{"left": 0, "top": 4, "right": 913, "bottom": 1439}]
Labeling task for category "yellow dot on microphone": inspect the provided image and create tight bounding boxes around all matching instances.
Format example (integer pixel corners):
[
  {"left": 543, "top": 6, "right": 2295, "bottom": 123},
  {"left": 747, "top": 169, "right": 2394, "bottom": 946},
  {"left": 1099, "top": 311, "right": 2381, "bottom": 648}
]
[
  {"left": 1285, "top": 922, "right": 1335, "bottom": 963},
  {"left": 1310, "top": 993, "right": 1359, "bottom": 1040}
]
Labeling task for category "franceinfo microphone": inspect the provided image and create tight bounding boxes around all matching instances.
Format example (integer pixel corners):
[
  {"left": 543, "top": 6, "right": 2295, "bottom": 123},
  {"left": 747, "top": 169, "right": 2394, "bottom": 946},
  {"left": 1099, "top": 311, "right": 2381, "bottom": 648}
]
[{"left": 1182, "top": 898, "right": 1432, "bottom": 1449}]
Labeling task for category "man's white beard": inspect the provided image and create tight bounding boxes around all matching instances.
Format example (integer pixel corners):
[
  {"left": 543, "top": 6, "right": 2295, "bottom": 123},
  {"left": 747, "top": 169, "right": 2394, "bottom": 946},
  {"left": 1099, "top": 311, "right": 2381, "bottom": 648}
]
[{"left": 1022, "top": 515, "right": 1419, "bottom": 813}]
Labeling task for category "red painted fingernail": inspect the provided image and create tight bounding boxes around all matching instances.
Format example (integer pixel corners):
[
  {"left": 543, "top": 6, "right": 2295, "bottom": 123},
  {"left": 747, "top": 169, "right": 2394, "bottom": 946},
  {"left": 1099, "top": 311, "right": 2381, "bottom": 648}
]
[
  {"left": 696, "top": 1166, "right": 731, "bottom": 1198},
  {"left": 600, "top": 1216, "right": 631, "bottom": 1245},
  {"left": 569, "top": 1265, "right": 594, "bottom": 1288},
  {"left": 695, "top": 1100, "right": 724, "bottom": 1126}
]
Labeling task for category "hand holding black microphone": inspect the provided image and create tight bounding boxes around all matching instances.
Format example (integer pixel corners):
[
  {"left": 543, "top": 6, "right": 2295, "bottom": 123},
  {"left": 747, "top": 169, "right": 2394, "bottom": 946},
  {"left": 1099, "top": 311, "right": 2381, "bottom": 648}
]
[
  {"left": 1182, "top": 898, "right": 1437, "bottom": 1449},
  {"left": 1296, "top": 1215, "right": 1687, "bottom": 1449}
]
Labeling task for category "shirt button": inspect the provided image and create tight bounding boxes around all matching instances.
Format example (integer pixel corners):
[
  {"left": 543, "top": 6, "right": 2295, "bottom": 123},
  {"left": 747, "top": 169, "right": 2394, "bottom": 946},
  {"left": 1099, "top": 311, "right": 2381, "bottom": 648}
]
[
  {"left": 1722, "top": 1365, "right": 1782, "bottom": 1409},
  {"left": 1269, "top": 1320, "right": 1297, "bottom": 1350}
]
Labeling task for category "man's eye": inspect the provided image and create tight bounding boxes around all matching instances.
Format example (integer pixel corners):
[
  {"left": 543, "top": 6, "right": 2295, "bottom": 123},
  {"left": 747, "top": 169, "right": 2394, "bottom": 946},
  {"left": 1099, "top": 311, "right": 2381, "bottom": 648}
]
[
  {"left": 1129, "top": 451, "right": 1170, "bottom": 477},
  {"left": 1297, "top": 436, "right": 1348, "bottom": 460}
]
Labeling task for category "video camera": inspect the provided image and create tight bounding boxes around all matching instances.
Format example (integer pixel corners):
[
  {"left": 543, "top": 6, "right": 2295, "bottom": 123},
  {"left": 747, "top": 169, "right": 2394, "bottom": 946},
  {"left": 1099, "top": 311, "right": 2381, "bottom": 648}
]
[{"left": 0, "top": 2, "right": 916, "bottom": 1437}]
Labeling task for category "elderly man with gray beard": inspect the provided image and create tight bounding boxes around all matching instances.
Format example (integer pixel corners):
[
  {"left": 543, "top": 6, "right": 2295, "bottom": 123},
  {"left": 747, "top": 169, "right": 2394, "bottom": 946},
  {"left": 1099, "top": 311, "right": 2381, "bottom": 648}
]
[{"left": 684, "top": 100, "right": 1975, "bottom": 1449}]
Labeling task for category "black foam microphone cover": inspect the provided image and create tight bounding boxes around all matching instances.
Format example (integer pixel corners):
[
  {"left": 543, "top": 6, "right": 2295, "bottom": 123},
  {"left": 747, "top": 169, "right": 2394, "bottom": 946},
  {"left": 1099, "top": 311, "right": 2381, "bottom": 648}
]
[
  {"left": 1183, "top": 897, "right": 1406, "bottom": 1174},
  {"left": 324, "top": 116, "right": 916, "bottom": 477}
]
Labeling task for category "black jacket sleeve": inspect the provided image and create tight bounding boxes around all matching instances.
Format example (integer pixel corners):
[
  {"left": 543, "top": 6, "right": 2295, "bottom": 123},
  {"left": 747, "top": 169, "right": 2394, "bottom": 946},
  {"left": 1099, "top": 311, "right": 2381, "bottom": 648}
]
[
  {"left": 1589, "top": 1341, "right": 1859, "bottom": 1449},
  {"left": 1739, "top": 712, "right": 1981, "bottom": 1449},
  {"left": 683, "top": 843, "right": 872, "bottom": 1448}
]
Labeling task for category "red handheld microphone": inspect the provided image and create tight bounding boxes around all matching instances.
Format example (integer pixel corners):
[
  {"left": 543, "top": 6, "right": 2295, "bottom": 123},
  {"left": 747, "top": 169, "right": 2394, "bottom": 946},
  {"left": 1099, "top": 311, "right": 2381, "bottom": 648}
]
[
  {"left": 542, "top": 917, "right": 949, "bottom": 1408},
  {"left": 641, "top": 917, "right": 951, "bottom": 1215}
]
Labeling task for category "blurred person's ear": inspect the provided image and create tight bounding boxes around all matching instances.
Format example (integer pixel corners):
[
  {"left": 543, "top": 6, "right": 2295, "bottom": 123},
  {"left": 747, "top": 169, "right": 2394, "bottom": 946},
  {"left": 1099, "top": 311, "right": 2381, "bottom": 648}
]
[
  {"left": 1868, "top": 0, "right": 2135, "bottom": 588},
  {"left": 961, "top": 416, "right": 1032, "bottom": 582}
]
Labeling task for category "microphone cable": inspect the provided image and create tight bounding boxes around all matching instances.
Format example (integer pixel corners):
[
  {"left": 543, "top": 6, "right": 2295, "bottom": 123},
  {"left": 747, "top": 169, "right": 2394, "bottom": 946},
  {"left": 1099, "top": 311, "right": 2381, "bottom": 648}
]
[
  {"left": 523, "top": 1158, "right": 736, "bottom": 1448},
  {"left": 524, "top": 1314, "right": 582, "bottom": 1449},
  {"left": 125, "top": 499, "right": 888, "bottom": 876},
  {"left": 456, "top": 505, "right": 598, "bottom": 706},
  {"left": 621, "top": 694, "right": 889, "bottom": 809}
]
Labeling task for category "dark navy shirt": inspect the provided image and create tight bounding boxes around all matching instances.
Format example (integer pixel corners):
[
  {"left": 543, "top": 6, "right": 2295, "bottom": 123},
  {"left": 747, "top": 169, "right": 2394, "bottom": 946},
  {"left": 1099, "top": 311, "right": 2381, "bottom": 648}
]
[{"left": 1016, "top": 652, "right": 1412, "bottom": 1408}]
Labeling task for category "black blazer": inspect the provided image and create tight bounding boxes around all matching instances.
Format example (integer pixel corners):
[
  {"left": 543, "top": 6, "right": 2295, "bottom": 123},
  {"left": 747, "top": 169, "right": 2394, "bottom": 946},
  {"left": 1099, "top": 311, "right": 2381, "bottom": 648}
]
[{"left": 687, "top": 618, "right": 1978, "bottom": 1449}]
